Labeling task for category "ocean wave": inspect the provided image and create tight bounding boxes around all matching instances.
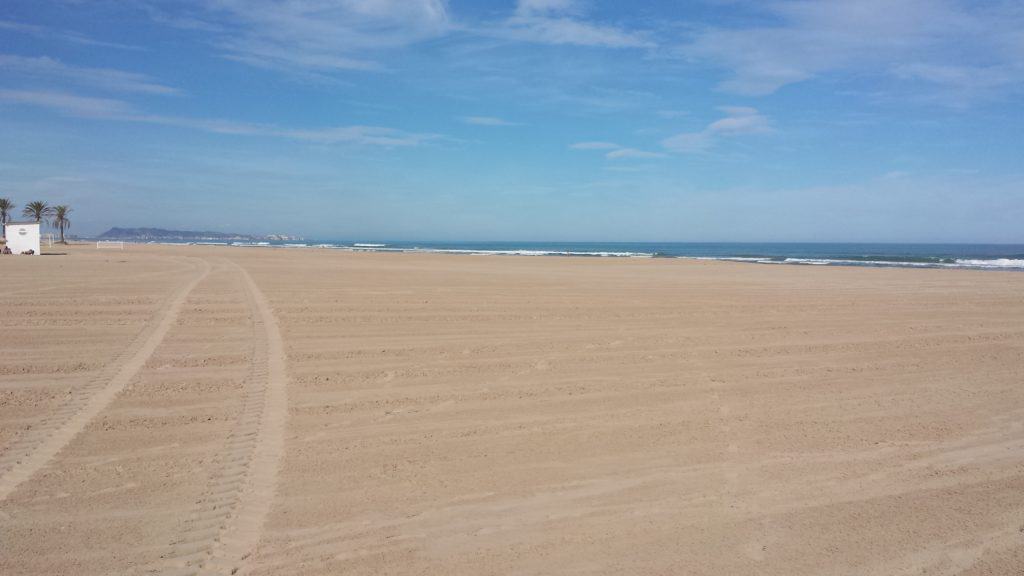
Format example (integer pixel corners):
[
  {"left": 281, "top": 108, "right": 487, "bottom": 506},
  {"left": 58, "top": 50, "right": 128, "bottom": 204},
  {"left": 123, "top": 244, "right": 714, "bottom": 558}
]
[
  {"left": 312, "top": 246, "right": 1024, "bottom": 267},
  {"left": 322, "top": 245, "right": 651, "bottom": 257},
  {"left": 154, "top": 240, "right": 1024, "bottom": 270},
  {"left": 954, "top": 258, "right": 1024, "bottom": 268},
  {"left": 673, "top": 255, "right": 1024, "bottom": 270},
  {"left": 775, "top": 257, "right": 1024, "bottom": 269},
  {"left": 410, "top": 248, "right": 652, "bottom": 257},
  {"left": 689, "top": 256, "right": 771, "bottom": 263}
]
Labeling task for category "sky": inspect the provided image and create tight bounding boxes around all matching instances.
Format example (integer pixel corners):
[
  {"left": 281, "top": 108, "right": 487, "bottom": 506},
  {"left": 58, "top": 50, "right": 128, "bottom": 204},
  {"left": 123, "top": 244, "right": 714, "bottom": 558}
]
[{"left": 1, "top": 0, "right": 1023, "bottom": 242}]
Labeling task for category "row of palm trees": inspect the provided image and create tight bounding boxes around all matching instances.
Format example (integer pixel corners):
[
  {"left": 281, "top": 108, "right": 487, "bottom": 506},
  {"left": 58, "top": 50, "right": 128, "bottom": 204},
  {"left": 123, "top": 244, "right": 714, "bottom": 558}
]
[{"left": 0, "top": 199, "right": 74, "bottom": 244}]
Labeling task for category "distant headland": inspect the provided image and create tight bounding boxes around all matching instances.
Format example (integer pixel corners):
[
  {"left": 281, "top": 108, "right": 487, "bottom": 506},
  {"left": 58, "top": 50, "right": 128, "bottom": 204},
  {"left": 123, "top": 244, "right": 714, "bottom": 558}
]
[{"left": 97, "top": 227, "right": 302, "bottom": 242}]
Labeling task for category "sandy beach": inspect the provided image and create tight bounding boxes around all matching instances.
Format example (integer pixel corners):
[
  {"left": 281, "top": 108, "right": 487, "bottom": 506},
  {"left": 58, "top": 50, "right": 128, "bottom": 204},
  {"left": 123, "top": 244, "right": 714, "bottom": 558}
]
[{"left": 1, "top": 243, "right": 1023, "bottom": 575}]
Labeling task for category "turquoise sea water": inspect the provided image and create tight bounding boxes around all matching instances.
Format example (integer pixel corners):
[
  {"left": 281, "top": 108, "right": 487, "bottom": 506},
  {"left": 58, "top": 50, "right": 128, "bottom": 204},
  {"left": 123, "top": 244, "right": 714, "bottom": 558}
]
[{"left": 175, "top": 240, "right": 1024, "bottom": 270}]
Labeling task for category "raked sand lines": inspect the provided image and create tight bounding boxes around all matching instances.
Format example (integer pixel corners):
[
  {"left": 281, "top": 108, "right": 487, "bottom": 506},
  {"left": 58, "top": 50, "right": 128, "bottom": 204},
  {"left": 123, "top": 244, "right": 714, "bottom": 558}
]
[
  {"left": 0, "top": 257, "right": 211, "bottom": 502},
  {"left": 153, "top": 261, "right": 288, "bottom": 576},
  {"left": 0, "top": 256, "right": 196, "bottom": 300}
]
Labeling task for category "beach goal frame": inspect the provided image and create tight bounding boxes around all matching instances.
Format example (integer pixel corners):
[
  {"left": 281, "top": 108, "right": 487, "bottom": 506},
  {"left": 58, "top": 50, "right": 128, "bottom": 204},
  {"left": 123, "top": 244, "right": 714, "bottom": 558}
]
[{"left": 96, "top": 240, "right": 126, "bottom": 250}]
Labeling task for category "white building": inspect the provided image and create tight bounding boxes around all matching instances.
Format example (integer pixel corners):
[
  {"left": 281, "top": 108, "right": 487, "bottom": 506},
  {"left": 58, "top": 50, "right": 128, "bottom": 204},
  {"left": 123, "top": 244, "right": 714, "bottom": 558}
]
[{"left": 4, "top": 221, "right": 41, "bottom": 255}]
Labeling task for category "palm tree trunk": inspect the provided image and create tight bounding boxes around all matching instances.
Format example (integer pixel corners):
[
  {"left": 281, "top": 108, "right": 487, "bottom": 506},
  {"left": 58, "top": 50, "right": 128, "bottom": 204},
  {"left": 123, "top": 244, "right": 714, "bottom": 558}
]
[{"left": 59, "top": 224, "right": 65, "bottom": 244}]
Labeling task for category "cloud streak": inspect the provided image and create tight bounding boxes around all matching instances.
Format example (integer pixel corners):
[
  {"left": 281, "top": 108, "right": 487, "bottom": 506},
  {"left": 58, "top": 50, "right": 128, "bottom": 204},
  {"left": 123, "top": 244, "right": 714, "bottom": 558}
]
[
  {"left": 680, "top": 0, "right": 1024, "bottom": 99},
  {"left": 570, "top": 140, "right": 665, "bottom": 160},
  {"left": 0, "top": 89, "right": 439, "bottom": 147},
  {"left": 569, "top": 141, "right": 619, "bottom": 150},
  {"left": 0, "top": 19, "right": 142, "bottom": 51},
  {"left": 141, "top": 0, "right": 650, "bottom": 79},
  {"left": 150, "top": 0, "right": 450, "bottom": 72},
  {"left": 0, "top": 54, "right": 180, "bottom": 95},
  {"left": 605, "top": 148, "right": 666, "bottom": 159},
  {"left": 661, "top": 106, "right": 771, "bottom": 153},
  {"left": 492, "top": 0, "right": 652, "bottom": 48},
  {"left": 0, "top": 89, "right": 136, "bottom": 117},
  {"left": 461, "top": 115, "right": 519, "bottom": 126},
  {"left": 495, "top": 16, "right": 652, "bottom": 48}
]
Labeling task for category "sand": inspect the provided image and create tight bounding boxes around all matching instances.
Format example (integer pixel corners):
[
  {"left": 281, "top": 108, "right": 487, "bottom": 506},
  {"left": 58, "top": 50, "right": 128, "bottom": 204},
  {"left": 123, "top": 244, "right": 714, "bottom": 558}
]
[{"left": 1, "top": 243, "right": 1023, "bottom": 575}]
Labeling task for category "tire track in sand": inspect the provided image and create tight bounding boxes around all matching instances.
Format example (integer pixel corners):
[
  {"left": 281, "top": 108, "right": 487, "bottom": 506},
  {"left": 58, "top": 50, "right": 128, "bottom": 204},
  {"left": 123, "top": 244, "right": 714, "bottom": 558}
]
[
  {"left": 0, "top": 257, "right": 212, "bottom": 502},
  {"left": 153, "top": 261, "right": 288, "bottom": 576}
]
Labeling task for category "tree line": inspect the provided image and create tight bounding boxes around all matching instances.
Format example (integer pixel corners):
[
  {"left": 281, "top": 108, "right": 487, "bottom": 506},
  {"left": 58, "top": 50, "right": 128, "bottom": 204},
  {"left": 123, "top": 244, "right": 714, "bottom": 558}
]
[{"left": 0, "top": 199, "right": 74, "bottom": 244}]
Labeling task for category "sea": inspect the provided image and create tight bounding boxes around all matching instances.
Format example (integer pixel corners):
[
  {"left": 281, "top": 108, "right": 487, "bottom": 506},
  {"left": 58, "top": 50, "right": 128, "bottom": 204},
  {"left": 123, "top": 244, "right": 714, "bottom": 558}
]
[{"left": 167, "top": 240, "right": 1024, "bottom": 270}]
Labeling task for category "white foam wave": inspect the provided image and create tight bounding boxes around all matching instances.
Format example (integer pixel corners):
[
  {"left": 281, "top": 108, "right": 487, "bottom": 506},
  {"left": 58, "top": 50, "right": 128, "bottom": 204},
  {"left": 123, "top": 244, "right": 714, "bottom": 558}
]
[
  {"left": 688, "top": 256, "right": 765, "bottom": 262},
  {"left": 333, "top": 246, "right": 651, "bottom": 257},
  {"left": 954, "top": 258, "right": 1024, "bottom": 269},
  {"left": 416, "top": 248, "right": 652, "bottom": 257},
  {"left": 683, "top": 256, "right": 1024, "bottom": 270}
]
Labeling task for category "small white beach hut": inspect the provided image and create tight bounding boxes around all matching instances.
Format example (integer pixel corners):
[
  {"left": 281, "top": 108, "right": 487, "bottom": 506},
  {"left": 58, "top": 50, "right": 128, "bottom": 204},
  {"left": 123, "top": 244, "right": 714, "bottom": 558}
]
[{"left": 4, "top": 221, "right": 41, "bottom": 255}]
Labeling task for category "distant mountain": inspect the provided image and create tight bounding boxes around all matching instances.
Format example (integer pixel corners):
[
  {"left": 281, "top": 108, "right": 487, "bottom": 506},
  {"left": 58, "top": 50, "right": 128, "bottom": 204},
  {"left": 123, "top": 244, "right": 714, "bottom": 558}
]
[{"left": 97, "top": 227, "right": 302, "bottom": 242}]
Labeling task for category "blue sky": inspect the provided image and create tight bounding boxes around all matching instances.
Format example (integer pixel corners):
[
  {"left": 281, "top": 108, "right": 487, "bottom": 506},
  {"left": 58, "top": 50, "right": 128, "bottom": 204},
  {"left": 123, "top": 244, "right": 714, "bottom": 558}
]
[{"left": 1, "top": 0, "right": 1022, "bottom": 242}]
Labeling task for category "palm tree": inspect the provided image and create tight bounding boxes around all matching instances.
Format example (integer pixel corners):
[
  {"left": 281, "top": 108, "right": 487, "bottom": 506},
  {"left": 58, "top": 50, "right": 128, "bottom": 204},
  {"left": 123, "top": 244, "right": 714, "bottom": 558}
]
[
  {"left": 22, "top": 201, "right": 54, "bottom": 225},
  {"left": 52, "top": 205, "right": 72, "bottom": 244},
  {"left": 0, "top": 198, "right": 13, "bottom": 240}
]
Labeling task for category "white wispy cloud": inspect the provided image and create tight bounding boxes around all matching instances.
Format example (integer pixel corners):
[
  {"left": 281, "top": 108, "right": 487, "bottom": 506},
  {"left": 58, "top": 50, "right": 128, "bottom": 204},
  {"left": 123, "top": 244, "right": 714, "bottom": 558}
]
[
  {"left": 461, "top": 115, "right": 518, "bottom": 126},
  {"left": 657, "top": 109, "right": 689, "bottom": 119},
  {"left": 140, "top": 5, "right": 226, "bottom": 32},
  {"left": 151, "top": 0, "right": 449, "bottom": 72},
  {"left": 605, "top": 148, "right": 666, "bottom": 159},
  {"left": 0, "top": 89, "right": 439, "bottom": 147},
  {"left": 0, "top": 55, "right": 180, "bottom": 95},
  {"left": 661, "top": 106, "right": 771, "bottom": 153},
  {"left": 0, "top": 89, "right": 137, "bottom": 117},
  {"left": 569, "top": 141, "right": 620, "bottom": 150},
  {"left": 516, "top": 0, "right": 582, "bottom": 16},
  {"left": 496, "top": 16, "right": 652, "bottom": 48},
  {"left": 681, "top": 0, "right": 1024, "bottom": 99},
  {"left": 0, "top": 19, "right": 142, "bottom": 51},
  {"left": 890, "top": 61, "right": 1020, "bottom": 104},
  {"left": 140, "top": 0, "right": 650, "bottom": 82},
  {"left": 490, "top": 0, "right": 652, "bottom": 48},
  {"left": 219, "top": 42, "right": 379, "bottom": 73},
  {"left": 570, "top": 140, "right": 664, "bottom": 159}
]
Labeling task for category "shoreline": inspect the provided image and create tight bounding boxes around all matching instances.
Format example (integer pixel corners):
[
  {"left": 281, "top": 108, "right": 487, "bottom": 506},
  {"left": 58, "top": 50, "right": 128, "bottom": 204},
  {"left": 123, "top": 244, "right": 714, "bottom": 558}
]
[{"left": 74, "top": 239, "right": 1024, "bottom": 271}]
